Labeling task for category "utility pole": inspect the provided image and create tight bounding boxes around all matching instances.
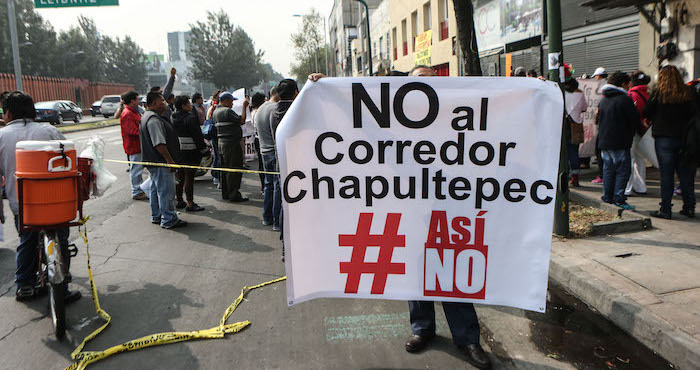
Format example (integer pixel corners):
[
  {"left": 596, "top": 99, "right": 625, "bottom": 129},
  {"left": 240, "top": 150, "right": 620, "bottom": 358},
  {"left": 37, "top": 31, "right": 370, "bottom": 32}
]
[
  {"left": 354, "top": 0, "right": 372, "bottom": 76},
  {"left": 547, "top": 0, "right": 569, "bottom": 236},
  {"left": 7, "top": 0, "right": 23, "bottom": 91}
]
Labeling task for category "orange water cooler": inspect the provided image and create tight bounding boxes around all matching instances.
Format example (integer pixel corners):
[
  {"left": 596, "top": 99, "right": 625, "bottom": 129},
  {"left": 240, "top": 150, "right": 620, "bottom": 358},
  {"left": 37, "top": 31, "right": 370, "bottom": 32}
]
[{"left": 15, "top": 140, "right": 79, "bottom": 226}]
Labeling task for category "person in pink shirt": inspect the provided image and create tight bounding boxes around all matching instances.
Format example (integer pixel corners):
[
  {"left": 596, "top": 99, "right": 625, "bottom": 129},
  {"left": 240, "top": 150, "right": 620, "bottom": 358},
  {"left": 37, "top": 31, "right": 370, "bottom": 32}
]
[{"left": 625, "top": 71, "right": 652, "bottom": 195}]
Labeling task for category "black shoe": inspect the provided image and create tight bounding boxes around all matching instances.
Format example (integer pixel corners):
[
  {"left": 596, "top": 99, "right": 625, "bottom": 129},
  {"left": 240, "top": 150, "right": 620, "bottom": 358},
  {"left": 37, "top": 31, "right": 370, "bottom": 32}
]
[
  {"left": 650, "top": 210, "right": 672, "bottom": 220},
  {"left": 175, "top": 201, "right": 187, "bottom": 209},
  {"left": 164, "top": 220, "right": 189, "bottom": 229},
  {"left": 229, "top": 197, "right": 249, "bottom": 203},
  {"left": 65, "top": 289, "right": 82, "bottom": 305},
  {"left": 15, "top": 285, "right": 36, "bottom": 302},
  {"left": 458, "top": 344, "right": 492, "bottom": 370},
  {"left": 680, "top": 209, "right": 695, "bottom": 218},
  {"left": 405, "top": 334, "right": 434, "bottom": 353}
]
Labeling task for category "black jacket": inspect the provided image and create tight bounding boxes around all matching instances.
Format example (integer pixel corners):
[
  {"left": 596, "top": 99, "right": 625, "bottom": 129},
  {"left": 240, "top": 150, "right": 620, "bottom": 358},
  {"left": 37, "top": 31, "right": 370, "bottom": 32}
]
[
  {"left": 596, "top": 86, "right": 639, "bottom": 150},
  {"left": 171, "top": 110, "right": 206, "bottom": 153},
  {"left": 213, "top": 106, "right": 243, "bottom": 141},
  {"left": 643, "top": 90, "right": 697, "bottom": 138}
]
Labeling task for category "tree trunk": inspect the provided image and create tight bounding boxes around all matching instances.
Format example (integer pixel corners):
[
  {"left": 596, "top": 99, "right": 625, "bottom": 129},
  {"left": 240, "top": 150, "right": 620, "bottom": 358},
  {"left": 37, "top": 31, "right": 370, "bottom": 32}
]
[{"left": 453, "top": 0, "right": 483, "bottom": 76}]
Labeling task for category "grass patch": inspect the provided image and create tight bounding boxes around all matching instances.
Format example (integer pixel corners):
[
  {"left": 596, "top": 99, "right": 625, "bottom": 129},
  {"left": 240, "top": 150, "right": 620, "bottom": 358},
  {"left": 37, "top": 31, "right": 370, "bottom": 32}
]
[
  {"left": 58, "top": 119, "right": 119, "bottom": 133},
  {"left": 569, "top": 202, "right": 617, "bottom": 238}
]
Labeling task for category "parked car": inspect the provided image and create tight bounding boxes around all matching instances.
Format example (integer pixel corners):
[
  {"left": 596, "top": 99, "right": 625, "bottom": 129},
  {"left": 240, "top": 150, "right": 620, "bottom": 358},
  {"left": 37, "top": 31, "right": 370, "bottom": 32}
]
[
  {"left": 100, "top": 95, "right": 121, "bottom": 118},
  {"left": 90, "top": 101, "right": 102, "bottom": 116},
  {"left": 35, "top": 101, "right": 82, "bottom": 125},
  {"left": 59, "top": 100, "right": 83, "bottom": 117}
]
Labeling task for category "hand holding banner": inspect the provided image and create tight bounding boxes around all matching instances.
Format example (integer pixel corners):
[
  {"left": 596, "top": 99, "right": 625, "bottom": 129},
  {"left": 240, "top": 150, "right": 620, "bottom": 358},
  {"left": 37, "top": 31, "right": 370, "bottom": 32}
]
[{"left": 278, "top": 77, "right": 563, "bottom": 312}]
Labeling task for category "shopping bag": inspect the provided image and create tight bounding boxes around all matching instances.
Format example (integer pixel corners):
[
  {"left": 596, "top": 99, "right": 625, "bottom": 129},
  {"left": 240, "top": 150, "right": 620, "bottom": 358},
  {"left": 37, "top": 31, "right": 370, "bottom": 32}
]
[{"left": 637, "top": 129, "right": 659, "bottom": 168}]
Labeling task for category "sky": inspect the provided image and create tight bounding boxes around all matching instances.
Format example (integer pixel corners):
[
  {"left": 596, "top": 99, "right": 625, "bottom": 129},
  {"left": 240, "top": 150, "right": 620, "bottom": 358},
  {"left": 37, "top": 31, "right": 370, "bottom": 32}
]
[{"left": 35, "top": 0, "right": 334, "bottom": 77}]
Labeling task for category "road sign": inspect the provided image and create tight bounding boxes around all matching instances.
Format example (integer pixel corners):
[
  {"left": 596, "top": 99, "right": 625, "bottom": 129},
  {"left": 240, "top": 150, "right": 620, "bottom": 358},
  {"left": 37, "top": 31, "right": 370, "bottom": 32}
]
[{"left": 34, "top": 0, "right": 119, "bottom": 8}]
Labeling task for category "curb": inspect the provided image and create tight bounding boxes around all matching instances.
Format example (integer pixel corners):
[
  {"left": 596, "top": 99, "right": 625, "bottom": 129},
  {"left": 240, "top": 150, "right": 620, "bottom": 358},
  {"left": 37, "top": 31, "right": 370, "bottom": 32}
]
[
  {"left": 59, "top": 122, "right": 119, "bottom": 134},
  {"left": 569, "top": 190, "right": 652, "bottom": 235},
  {"left": 549, "top": 252, "right": 700, "bottom": 369}
]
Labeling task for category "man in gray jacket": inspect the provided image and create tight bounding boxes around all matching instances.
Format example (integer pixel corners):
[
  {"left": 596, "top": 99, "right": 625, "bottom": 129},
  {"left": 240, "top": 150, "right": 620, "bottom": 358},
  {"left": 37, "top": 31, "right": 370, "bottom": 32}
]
[
  {"left": 139, "top": 91, "right": 187, "bottom": 229},
  {"left": 254, "top": 87, "right": 280, "bottom": 229}
]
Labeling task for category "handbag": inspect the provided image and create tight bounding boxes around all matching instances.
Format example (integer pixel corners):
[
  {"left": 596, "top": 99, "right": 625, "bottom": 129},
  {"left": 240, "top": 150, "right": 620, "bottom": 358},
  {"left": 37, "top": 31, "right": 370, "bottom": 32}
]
[{"left": 568, "top": 115, "right": 585, "bottom": 144}]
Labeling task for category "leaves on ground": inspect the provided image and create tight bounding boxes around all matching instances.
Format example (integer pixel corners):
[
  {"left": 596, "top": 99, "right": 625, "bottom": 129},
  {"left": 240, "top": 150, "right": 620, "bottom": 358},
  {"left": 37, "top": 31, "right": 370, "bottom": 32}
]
[{"left": 568, "top": 203, "right": 616, "bottom": 238}]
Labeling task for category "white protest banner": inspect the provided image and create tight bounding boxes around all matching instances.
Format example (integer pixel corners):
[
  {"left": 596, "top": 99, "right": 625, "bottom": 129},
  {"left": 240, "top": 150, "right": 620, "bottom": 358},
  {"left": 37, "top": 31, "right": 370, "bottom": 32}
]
[
  {"left": 278, "top": 77, "right": 563, "bottom": 313},
  {"left": 578, "top": 79, "right": 605, "bottom": 158}
]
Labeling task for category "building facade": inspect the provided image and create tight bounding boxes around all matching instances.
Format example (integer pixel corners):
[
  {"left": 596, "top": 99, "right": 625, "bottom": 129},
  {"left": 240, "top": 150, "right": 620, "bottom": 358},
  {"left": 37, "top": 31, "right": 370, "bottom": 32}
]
[
  {"left": 389, "top": 0, "right": 460, "bottom": 76},
  {"left": 329, "top": 0, "right": 361, "bottom": 76}
]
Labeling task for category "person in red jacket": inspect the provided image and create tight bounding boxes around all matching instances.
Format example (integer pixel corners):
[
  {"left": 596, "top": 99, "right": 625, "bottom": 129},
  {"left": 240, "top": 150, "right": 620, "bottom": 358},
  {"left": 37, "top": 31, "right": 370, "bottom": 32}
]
[
  {"left": 625, "top": 71, "right": 652, "bottom": 195},
  {"left": 120, "top": 91, "right": 148, "bottom": 200}
]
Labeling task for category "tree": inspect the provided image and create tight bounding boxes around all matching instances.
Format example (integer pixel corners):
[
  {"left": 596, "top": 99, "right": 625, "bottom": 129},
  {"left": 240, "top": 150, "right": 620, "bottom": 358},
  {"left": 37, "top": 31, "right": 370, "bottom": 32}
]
[
  {"left": 189, "top": 10, "right": 266, "bottom": 90},
  {"left": 103, "top": 36, "right": 148, "bottom": 91},
  {"left": 0, "top": 0, "right": 58, "bottom": 76},
  {"left": 290, "top": 9, "right": 330, "bottom": 84},
  {"left": 453, "top": 0, "right": 483, "bottom": 76}
]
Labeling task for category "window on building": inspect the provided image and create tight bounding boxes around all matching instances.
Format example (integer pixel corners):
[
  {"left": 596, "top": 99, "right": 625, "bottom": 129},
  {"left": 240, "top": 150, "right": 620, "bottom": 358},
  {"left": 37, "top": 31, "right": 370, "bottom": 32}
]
[
  {"left": 439, "top": 0, "right": 449, "bottom": 40},
  {"left": 411, "top": 11, "right": 418, "bottom": 51},
  {"left": 379, "top": 36, "right": 384, "bottom": 59},
  {"left": 392, "top": 28, "right": 398, "bottom": 61},
  {"left": 423, "top": 1, "right": 432, "bottom": 31},
  {"left": 386, "top": 32, "right": 391, "bottom": 61},
  {"left": 401, "top": 19, "right": 408, "bottom": 56}
]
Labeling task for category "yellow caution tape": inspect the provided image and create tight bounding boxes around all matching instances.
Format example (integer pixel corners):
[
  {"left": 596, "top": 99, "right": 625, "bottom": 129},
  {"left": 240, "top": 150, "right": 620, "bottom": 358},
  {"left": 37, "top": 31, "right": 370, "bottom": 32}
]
[
  {"left": 66, "top": 218, "right": 286, "bottom": 370},
  {"left": 104, "top": 159, "right": 281, "bottom": 175}
]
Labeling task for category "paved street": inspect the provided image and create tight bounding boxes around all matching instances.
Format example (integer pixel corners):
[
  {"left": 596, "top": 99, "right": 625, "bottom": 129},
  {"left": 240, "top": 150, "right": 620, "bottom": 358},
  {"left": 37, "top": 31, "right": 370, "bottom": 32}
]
[{"left": 0, "top": 126, "right": 670, "bottom": 369}]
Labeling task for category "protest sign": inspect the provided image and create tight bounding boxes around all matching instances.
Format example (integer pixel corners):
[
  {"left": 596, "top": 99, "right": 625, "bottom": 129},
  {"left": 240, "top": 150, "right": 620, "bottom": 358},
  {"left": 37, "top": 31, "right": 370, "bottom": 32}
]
[
  {"left": 577, "top": 79, "right": 604, "bottom": 158},
  {"left": 277, "top": 77, "right": 563, "bottom": 313}
]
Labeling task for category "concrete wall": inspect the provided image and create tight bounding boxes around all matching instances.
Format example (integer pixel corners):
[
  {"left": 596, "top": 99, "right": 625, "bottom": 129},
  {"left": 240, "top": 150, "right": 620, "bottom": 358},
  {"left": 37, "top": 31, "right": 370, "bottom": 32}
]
[
  {"left": 389, "top": 0, "right": 459, "bottom": 75},
  {"left": 639, "top": 1, "right": 700, "bottom": 82}
]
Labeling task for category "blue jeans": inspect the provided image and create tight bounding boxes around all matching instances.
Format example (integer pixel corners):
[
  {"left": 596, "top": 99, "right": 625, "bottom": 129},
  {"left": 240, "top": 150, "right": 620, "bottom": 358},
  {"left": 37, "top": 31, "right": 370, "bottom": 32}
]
[
  {"left": 408, "top": 301, "right": 480, "bottom": 346},
  {"left": 129, "top": 152, "right": 145, "bottom": 196},
  {"left": 211, "top": 139, "right": 220, "bottom": 182},
  {"left": 601, "top": 149, "right": 631, "bottom": 204},
  {"left": 14, "top": 216, "right": 69, "bottom": 288},
  {"left": 262, "top": 152, "right": 281, "bottom": 226},
  {"left": 655, "top": 137, "right": 697, "bottom": 213},
  {"left": 147, "top": 166, "right": 179, "bottom": 228},
  {"left": 568, "top": 144, "right": 580, "bottom": 175}
]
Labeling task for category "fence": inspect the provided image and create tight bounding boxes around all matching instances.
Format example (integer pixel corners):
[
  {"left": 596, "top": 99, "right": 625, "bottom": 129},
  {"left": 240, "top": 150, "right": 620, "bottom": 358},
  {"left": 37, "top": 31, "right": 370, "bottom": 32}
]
[{"left": 0, "top": 73, "right": 134, "bottom": 109}]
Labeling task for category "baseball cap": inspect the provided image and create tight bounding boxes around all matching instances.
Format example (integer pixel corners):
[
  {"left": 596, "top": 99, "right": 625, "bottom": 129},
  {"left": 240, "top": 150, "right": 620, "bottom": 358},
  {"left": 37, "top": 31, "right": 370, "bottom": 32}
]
[
  {"left": 218, "top": 92, "right": 237, "bottom": 101},
  {"left": 592, "top": 67, "right": 607, "bottom": 77}
]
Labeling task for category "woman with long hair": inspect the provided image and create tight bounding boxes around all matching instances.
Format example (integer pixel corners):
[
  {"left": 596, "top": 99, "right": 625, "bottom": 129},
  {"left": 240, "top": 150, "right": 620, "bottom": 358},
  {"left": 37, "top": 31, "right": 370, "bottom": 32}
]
[{"left": 644, "top": 65, "right": 697, "bottom": 219}]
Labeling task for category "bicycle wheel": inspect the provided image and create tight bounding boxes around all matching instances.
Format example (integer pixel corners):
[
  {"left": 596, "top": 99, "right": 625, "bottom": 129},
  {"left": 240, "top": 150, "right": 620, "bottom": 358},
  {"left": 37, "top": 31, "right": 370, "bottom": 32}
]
[
  {"left": 49, "top": 281, "right": 66, "bottom": 339},
  {"left": 41, "top": 230, "right": 67, "bottom": 339}
]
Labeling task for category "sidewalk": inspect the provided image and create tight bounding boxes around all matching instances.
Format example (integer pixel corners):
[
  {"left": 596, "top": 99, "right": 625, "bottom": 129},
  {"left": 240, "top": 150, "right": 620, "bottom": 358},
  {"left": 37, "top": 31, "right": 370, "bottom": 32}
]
[{"left": 549, "top": 167, "right": 700, "bottom": 369}]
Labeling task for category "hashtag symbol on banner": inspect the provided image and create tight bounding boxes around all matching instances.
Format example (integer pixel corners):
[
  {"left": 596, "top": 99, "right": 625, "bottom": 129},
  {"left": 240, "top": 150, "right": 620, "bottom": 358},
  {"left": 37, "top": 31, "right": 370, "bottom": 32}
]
[{"left": 338, "top": 213, "right": 406, "bottom": 295}]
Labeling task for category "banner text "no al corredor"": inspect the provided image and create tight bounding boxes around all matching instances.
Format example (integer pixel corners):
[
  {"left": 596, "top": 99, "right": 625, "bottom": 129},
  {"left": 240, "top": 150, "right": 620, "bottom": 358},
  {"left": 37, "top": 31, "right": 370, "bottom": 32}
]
[{"left": 278, "top": 77, "right": 563, "bottom": 313}]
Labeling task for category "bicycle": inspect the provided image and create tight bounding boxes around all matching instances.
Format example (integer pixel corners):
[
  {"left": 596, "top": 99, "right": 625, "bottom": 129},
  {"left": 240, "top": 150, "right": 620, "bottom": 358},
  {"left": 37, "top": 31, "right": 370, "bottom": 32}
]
[{"left": 17, "top": 157, "right": 93, "bottom": 339}]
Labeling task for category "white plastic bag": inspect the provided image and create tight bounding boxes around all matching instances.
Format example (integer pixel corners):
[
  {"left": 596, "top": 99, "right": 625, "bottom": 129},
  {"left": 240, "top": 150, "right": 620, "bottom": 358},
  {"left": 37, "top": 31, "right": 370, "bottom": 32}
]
[
  {"left": 139, "top": 177, "right": 152, "bottom": 195},
  {"left": 637, "top": 129, "right": 659, "bottom": 168},
  {"left": 79, "top": 136, "right": 117, "bottom": 197}
]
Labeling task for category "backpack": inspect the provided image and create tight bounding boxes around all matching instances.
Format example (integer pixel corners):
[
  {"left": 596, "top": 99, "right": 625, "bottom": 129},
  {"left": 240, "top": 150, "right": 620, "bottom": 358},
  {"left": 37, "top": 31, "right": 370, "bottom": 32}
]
[{"left": 202, "top": 118, "right": 217, "bottom": 140}]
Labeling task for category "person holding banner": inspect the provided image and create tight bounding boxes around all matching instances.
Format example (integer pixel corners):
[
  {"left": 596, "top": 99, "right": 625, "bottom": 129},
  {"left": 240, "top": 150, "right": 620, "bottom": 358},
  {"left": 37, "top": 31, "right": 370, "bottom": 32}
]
[{"left": 307, "top": 67, "right": 493, "bottom": 369}]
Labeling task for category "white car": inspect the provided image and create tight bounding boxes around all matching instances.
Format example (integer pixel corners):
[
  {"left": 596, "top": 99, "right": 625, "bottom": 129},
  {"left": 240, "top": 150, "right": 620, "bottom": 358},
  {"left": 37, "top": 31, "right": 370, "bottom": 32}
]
[{"left": 100, "top": 95, "right": 121, "bottom": 118}]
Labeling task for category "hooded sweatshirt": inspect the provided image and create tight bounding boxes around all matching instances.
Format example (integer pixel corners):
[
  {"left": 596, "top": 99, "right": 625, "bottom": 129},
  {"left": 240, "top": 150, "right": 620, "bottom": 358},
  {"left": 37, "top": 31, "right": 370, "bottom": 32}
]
[
  {"left": 628, "top": 85, "right": 650, "bottom": 133},
  {"left": 596, "top": 84, "right": 639, "bottom": 150}
]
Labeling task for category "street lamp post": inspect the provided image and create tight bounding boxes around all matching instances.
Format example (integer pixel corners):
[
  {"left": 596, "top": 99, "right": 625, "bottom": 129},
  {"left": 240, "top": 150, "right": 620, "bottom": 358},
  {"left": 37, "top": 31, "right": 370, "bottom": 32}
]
[
  {"left": 354, "top": 0, "right": 372, "bottom": 76},
  {"left": 7, "top": 0, "right": 23, "bottom": 90}
]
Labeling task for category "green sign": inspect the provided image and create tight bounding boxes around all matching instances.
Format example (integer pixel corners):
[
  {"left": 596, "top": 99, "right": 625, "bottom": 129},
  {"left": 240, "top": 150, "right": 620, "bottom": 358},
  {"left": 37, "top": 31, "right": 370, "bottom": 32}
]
[{"left": 35, "top": 0, "right": 119, "bottom": 8}]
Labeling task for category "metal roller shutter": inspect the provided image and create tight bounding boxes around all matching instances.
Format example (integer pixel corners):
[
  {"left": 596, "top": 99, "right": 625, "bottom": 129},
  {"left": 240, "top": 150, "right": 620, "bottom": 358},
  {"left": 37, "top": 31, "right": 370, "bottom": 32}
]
[{"left": 542, "top": 29, "right": 639, "bottom": 77}]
